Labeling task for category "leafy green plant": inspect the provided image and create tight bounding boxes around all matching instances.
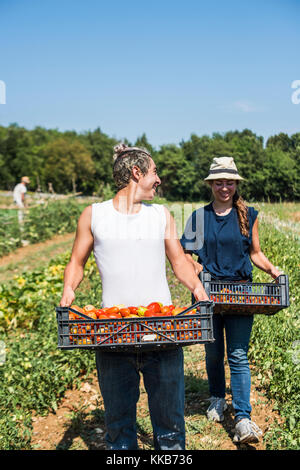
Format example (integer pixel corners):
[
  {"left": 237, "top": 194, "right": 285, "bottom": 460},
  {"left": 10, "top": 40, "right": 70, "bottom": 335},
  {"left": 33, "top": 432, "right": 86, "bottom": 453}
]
[
  {"left": 0, "top": 199, "right": 87, "bottom": 257},
  {"left": 0, "top": 252, "right": 98, "bottom": 449},
  {"left": 249, "top": 218, "right": 300, "bottom": 449},
  {"left": 0, "top": 206, "right": 299, "bottom": 450}
]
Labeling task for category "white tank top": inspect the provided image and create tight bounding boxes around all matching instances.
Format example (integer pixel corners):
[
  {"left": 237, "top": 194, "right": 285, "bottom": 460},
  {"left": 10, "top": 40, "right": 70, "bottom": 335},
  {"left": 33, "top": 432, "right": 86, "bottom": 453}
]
[{"left": 91, "top": 199, "right": 172, "bottom": 308}]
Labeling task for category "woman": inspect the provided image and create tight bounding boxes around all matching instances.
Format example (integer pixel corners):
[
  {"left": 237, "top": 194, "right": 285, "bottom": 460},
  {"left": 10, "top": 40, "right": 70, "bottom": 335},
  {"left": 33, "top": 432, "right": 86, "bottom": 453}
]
[{"left": 180, "top": 156, "right": 281, "bottom": 444}]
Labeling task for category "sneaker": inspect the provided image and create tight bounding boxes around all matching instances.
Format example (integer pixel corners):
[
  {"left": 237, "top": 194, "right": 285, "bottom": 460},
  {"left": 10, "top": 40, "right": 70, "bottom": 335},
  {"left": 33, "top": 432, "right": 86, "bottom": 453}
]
[
  {"left": 206, "top": 396, "right": 228, "bottom": 422},
  {"left": 233, "top": 418, "right": 263, "bottom": 444}
]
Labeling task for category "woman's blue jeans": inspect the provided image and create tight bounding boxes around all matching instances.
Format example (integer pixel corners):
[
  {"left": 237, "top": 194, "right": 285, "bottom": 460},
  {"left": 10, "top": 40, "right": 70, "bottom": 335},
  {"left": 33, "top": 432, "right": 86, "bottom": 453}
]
[
  {"left": 204, "top": 313, "right": 254, "bottom": 423},
  {"left": 95, "top": 347, "right": 185, "bottom": 450}
]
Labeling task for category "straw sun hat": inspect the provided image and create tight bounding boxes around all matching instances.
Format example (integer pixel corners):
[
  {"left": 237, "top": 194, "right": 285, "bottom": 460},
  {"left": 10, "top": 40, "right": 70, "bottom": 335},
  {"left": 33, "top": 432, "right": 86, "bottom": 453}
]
[
  {"left": 204, "top": 157, "right": 244, "bottom": 181},
  {"left": 21, "top": 176, "right": 30, "bottom": 183}
]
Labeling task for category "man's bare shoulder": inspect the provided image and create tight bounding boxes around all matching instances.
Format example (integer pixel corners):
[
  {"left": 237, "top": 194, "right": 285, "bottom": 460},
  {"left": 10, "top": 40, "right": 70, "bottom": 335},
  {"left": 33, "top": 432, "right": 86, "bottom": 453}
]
[
  {"left": 77, "top": 205, "right": 93, "bottom": 229},
  {"left": 81, "top": 204, "right": 93, "bottom": 217},
  {"left": 162, "top": 205, "right": 173, "bottom": 220},
  {"left": 162, "top": 205, "right": 179, "bottom": 240}
]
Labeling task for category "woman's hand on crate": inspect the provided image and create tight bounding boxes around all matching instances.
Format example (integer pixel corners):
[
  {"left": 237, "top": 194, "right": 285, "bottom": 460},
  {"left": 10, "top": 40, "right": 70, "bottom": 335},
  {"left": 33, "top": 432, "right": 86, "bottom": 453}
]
[
  {"left": 270, "top": 266, "right": 284, "bottom": 281},
  {"left": 271, "top": 268, "right": 284, "bottom": 282},
  {"left": 59, "top": 286, "right": 75, "bottom": 307}
]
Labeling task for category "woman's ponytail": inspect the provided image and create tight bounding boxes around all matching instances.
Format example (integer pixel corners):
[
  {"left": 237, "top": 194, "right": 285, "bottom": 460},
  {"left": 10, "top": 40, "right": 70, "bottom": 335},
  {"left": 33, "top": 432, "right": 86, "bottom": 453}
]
[{"left": 233, "top": 191, "right": 249, "bottom": 237}]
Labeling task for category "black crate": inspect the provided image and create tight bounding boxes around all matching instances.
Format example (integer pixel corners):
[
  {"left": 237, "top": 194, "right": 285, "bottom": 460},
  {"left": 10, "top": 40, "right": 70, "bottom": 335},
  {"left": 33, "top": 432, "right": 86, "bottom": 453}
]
[
  {"left": 56, "top": 301, "right": 215, "bottom": 351},
  {"left": 199, "top": 273, "right": 289, "bottom": 315}
]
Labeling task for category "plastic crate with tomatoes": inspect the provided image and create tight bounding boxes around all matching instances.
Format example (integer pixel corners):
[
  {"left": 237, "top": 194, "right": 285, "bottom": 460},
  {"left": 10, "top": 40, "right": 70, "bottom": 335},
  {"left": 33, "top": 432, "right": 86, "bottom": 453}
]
[
  {"left": 199, "top": 272, "right": 289, "bottom": 315},
  {"left": 56, "top": 300, "right": 214, "bottom": 351}
]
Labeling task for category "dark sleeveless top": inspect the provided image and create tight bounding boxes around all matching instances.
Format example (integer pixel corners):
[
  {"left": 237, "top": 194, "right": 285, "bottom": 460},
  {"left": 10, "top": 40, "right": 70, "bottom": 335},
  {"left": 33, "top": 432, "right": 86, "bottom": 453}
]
[{"left": 180, "top": 202, "right": 258, "bottom": 281}]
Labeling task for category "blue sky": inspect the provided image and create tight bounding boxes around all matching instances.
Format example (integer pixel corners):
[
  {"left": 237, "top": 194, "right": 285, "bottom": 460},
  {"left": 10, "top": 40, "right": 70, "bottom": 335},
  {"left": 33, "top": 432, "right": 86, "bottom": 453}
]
[{"left": 0, "top": 0, "right": 299, "bottom": 148}]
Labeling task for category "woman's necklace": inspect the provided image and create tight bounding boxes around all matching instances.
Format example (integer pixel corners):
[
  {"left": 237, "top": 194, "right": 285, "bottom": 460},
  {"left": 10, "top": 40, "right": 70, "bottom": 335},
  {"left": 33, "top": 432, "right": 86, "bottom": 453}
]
[{"left": 212, "top": 202, "right": 232, "bottom": 216}]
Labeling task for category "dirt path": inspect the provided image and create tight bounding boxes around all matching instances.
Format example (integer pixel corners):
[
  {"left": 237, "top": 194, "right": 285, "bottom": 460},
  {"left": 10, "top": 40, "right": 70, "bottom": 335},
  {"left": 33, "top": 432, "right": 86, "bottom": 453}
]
[{"left": 31, "top": 345, "right": 282, "bottom": 451}]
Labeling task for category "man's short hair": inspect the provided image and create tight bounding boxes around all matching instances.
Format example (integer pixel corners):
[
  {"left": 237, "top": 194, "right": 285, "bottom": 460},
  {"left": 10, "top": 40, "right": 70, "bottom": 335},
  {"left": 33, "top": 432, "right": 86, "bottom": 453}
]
[{"left": 113, "top": 144, "right": 152, "bottom": 190}]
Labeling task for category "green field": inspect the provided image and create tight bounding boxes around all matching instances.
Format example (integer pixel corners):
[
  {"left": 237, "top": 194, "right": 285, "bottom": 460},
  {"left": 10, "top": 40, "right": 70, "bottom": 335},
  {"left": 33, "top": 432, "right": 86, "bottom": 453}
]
[
  {"left": 0, "top": 196, "right": 90, "bottom": 257},
  {"left": 0, "top": 199, "right": 299, "bottom": 450}
]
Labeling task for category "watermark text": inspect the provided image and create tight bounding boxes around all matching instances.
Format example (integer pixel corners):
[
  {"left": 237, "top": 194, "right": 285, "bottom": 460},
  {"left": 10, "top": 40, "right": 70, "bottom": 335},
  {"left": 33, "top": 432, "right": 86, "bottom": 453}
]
[
  {"left": 291, "top": 80, "right": 300, "bottom": 104},
  {"left": 0, "top": 341, "right": 6, "bottom": 365},
  {"left": 0, "top": 80, "right": 6, "bottom": 104}
]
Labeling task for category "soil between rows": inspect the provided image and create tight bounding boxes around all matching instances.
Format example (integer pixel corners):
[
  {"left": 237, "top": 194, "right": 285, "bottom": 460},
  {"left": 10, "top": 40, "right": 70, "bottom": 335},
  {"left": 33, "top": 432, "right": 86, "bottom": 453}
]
[{"left": 30, "top": 345, "right": 282, "bottom": 451}]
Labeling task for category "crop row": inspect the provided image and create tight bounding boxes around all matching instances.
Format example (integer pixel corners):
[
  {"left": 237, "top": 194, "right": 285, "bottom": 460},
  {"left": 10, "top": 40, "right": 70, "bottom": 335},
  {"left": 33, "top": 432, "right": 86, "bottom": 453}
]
[
  {"left": 248, "top": 220, "right": 300, "bottom": 449},
  {"left": 0, "top": 199, "right": 87, "bottom": 257},
  {"left": 0, "top": 252, "right": 100, "bottom": 449}
]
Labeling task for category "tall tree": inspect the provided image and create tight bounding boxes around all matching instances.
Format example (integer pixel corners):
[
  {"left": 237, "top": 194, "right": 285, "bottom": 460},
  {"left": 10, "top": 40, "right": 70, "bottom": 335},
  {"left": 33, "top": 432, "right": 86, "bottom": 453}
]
[
  {"left": 134, "top": 133, "right": 155, "bottom": 156},
  {"left": 81, "top": 127, "right": 117, "bottom": 194},
  {"left": 156, "top": 145, "right": 195, "bottom": 201},
  {"left": 43, "top": 138, "right": 95, "bottom": 193}
]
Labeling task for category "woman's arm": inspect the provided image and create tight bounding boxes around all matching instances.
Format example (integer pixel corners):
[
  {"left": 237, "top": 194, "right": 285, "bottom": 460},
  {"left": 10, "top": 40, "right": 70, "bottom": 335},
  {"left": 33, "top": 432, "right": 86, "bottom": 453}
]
[{"left": 250, "top": 218, "right": 281, "bottom": 280}]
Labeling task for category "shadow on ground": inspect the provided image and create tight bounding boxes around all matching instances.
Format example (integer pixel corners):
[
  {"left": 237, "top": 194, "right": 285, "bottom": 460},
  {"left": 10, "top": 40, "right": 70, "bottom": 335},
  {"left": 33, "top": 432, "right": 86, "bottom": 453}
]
[
  {"left": 55, "top": 407, "right": 154, "bottom": 450},
  {"left": 55, "top": 371, "right": 257, "bottom": 451}
]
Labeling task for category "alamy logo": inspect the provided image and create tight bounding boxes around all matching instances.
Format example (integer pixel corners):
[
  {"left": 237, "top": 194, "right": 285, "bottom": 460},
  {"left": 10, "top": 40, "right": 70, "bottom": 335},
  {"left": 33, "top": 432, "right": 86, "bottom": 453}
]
[
  {"left": 291, "top": 80, "right": 300, "bottom": 104},
  {"left": 0, "top": 341, "right": 5, "bottom": 365},
  {"left": 0, "top": 80, "right": 6, "bottom": 104}
]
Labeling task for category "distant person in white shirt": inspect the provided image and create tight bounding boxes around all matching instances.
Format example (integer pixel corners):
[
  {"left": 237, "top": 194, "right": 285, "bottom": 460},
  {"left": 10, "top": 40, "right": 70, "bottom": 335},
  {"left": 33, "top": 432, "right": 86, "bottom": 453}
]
[{"left": 13, "top": 176, "right": 30, "bottom": 223}]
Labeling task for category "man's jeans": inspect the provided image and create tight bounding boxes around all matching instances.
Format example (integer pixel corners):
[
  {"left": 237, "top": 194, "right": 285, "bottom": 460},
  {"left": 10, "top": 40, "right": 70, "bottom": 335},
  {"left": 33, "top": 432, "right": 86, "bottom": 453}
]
[
  {"left": 95, "top": 347, "right": 185, "bottom": 450},
  {"left": 204, "top": 313, "right": 254, "bottom": 422}
]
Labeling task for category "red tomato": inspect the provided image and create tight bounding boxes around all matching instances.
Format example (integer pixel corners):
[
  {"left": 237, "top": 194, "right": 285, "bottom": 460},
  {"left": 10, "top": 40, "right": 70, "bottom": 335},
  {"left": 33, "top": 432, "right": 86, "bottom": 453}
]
[
  {"left": 120, "top": 308, "right": 131, "bottom": 317},
  {"left": 128, "top": 306, "right": 138, "bottom": 315},
  {"left": 106, "top": 314, "right": 121, "bottom": 319},
  {"left": 97, "top": 314, "right": 108, "bottom": 319},
  {"left": 144, "top": 309, "right": 156, "bottom": 317},
  {"left": 106, "top": 306, "right": 120, "bottom": 315},
  {"left": 161, "top": 306, "right": 172, "bottom": 315},
  {"left": 147, "top": 302, "right": 161, "bottom": 314},
  {"left": 85, "top": 310, "right": 96, "bottom": 318},
  {"left": 95, "top": 308, "right": 105, "bottom": 318},
  {"left": 187, "top": 309, "right": 196, "bottom": 315},
  {"left": 163, "top": 311, "right": 172, "bottom": 316},
  {"left": 70, "top": 305, "right": 85, "bottom": 319}
]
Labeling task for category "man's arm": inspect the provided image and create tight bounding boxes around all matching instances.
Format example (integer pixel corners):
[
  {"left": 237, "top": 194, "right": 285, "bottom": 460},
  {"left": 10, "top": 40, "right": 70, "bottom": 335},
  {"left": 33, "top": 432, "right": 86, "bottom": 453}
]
[
  {"left": 164, "top": 207, "right": 209, "bottom": 301},
  {"left": 59, "top": 206, "right": 94, "bottom": 307},
  {"left": 183, "top": 250, "right": 203, "bottom": 275}
]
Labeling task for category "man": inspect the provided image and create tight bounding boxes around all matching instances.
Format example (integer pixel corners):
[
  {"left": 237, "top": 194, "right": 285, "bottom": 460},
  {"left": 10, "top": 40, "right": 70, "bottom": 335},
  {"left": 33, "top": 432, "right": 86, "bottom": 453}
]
[
  {"left": 59, "top": 143, "right": 208, "bottom": 450},
  {"left": 13, "top": 176, "right": 30, "bottom": 223}
]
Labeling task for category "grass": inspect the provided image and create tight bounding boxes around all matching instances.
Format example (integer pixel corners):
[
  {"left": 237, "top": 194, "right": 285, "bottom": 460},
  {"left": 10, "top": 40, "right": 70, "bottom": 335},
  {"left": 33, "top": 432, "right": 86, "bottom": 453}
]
[{"left": 254, "top": 201, "right": 300, "bottom": 222}]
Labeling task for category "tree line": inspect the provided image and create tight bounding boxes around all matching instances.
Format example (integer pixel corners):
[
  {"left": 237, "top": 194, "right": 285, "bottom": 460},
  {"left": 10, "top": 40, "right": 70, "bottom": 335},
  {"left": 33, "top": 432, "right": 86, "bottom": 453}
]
[{"left": 0, "top": 123, "right": 299, "bottom": 201}]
